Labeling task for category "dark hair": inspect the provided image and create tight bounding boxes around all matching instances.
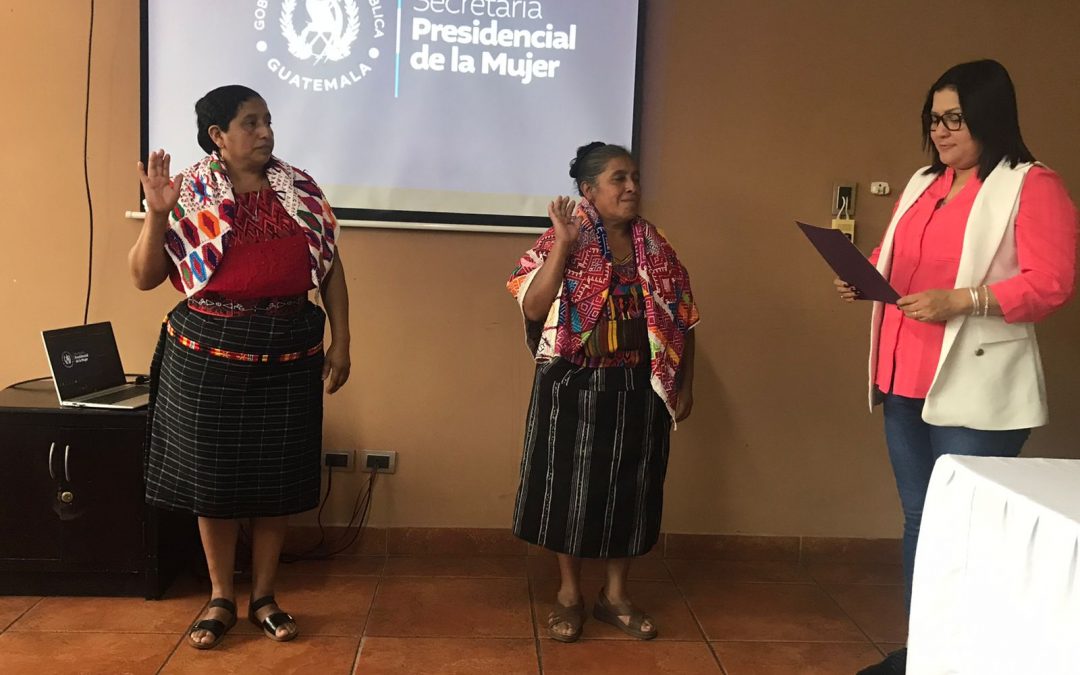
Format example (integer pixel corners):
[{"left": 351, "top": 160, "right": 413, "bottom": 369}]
[
  {"left": 569, "top": 142, "right": 633, "bottom": 197},
  {"left": 921, "top": 59, "right": 1034, "bottom": 179},
  {"left": 195, "top": 85, "right": 263, "bottom": 155}
]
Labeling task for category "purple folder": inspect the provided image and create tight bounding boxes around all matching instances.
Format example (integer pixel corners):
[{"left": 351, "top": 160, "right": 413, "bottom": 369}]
[{"left": 796, "top": 221, "right": 900, "bottom": 303}]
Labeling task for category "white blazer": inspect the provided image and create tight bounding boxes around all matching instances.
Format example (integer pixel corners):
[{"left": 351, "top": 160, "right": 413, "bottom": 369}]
[{"left": 868, "top": 161, "right": 1047, "bottom": 430}]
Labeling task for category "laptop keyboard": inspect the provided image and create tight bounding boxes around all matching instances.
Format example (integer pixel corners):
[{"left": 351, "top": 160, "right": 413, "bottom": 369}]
[{"left": 86, "top": 384, "right": 151, "bottom": 405}]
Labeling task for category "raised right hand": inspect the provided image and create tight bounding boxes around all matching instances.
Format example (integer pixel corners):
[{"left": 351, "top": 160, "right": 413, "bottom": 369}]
[
  {"left": 138, "top": 149, "right": 183, "bottom": 216},
  {"left": 548, "top": 196, "right": 581, "bottom": 247},
  {"left": 834, "top": 277, "right": 861, "bottom": 303}
]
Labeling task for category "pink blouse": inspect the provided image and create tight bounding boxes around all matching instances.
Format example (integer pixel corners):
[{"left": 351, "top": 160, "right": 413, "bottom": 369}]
[{"left": 874, "top": 166, "right": 1077, "bottom": 399}]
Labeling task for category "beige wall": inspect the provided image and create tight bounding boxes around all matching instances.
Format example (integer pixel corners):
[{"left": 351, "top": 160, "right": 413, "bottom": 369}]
[{"left": 3, "top": 0, "right": 1078, "bottom": 537}]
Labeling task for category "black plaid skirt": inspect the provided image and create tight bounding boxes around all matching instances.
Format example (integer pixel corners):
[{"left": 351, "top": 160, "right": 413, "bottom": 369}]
[
  {"left": 144, "top": 301, "right": 325, "bottom": 518},
  {"left": 512, "top": 358, "right": 671, "bottom": 558}
]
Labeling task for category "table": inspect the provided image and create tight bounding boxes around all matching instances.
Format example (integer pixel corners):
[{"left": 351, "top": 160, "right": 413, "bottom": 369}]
[{"left": 908, "top": 455, "right": 1080, "bottom": 674}]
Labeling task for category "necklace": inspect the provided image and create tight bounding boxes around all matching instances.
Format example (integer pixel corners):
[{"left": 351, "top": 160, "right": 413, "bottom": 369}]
[{"left": 612, "top": 250, "right": 634, "bottom": 265}]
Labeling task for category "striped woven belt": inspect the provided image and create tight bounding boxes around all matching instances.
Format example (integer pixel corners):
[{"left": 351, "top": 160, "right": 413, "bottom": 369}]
[
  {"left": 167, "top": 322, "right": 322, "bottom": 363},
  {"left": 186, "top": 294, "right": 307, "bottom": 317}
]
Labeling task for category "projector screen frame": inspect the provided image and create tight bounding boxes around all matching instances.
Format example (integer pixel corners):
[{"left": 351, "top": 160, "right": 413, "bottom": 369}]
[{"left": 138, "top": 0, "right": 647, "bottom": 233}]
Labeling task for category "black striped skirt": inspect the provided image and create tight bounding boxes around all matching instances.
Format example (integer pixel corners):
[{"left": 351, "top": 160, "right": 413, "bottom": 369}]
[
  {"left": 144, "top": 301, "right": 325, "bottom": 518},
  {"left": 512, "top": 358, "right": 671, "bottom": 559}
]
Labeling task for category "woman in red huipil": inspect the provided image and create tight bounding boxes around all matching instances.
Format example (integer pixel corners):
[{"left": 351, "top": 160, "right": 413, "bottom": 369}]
[{"left": 129, "top": 85, "right": 351, "bottom": 650}]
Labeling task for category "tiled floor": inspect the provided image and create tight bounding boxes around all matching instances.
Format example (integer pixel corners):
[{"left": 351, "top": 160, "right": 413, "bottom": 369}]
[{"left": 0, "top": 550, "right": 905, "bottom": 674}]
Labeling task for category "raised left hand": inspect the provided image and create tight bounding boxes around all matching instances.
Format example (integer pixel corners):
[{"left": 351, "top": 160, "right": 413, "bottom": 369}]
[
  {"left": 322, "top": 341, "right": 351, "bottom": 394},
  {"left": 896, "top": 289, "right": 969, "bottom": 323}
]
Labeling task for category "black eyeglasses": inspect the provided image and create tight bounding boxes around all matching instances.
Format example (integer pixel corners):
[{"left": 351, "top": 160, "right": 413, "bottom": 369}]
[{"left": 926, "top": 112, "right": 965, "bottom": 131}]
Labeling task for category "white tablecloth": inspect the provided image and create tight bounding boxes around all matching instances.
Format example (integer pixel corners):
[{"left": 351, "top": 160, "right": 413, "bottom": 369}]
[{"left": 908, "top": 455, "right": 1080, "bottom": 674}]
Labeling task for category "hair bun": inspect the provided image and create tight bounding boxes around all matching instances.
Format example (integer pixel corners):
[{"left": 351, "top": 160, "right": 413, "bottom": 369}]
[{"left": 569, "top": 141, "right": 606, "bottom": 179}]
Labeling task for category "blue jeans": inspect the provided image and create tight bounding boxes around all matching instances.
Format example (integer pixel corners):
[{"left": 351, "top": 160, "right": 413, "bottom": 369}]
[{"left": 882, "top": 394, "right": 1030, "bottom": 613}]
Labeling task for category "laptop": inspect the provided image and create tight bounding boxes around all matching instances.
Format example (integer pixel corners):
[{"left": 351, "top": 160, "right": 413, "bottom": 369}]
[{"left": 41, "top": 322, "right": 150, "bottom": 409}]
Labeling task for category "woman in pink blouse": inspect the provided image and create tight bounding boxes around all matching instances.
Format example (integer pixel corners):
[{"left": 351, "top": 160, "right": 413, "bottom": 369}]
[{"left": 836, "top": 60, "right": 1077, "bottom": 675}]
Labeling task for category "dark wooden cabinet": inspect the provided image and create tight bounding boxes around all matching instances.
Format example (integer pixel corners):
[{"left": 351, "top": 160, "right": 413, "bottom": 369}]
[
  {"left": 0, "top": 381, "right": 195, "bottom": 598},
  {"left": 0, "top": 425, "right": 63, "bottom": 561}
]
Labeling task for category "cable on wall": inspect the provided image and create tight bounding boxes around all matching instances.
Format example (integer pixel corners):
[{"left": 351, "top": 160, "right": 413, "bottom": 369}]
[
  {"left": 82, "top": 0, "right": 95, "bottom": 325},
  {"left": 279, "top": 471, "right": 378, "bottom": 563}
]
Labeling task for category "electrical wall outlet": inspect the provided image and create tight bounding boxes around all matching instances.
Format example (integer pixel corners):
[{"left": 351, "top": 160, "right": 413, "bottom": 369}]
[
  {"left": 323, "top": 450, "right": 355, "bottom": 471},
  {"left": 361, "top": 450, "right": 397, "bottom": 474},
  {"left": 831, "top": 217, "right": 856, "bottom": 242},
  {"left": 832, "top": 183, "right": 857, "bottom": 217}
]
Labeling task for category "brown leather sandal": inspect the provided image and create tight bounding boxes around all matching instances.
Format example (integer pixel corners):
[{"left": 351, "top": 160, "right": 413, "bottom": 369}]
[
  {"left": 546, "top": 601, "right": 586, "bottom": 643},
  {"left": 593, "top": 590, "right": 657, "bottom": 640}
]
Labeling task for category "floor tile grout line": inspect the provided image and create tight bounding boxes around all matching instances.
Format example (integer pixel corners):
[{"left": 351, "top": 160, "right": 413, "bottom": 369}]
[
  {"left": 351, "top": 571, "right": 385, "bottom": 673},
  {"left": 802, "top": 559, "right": 906, "bottom": 588},
  {"left": 708, "top": 638, "right": 899, "bottom": 645},
  {"left": 704, "top": 641, "right": 731, "bottom": 675},
  {"left": 809, "top": 568, "right": 891, "bottom": 656},
  {"left": 579, "top": 638, "right": 732, "bottom": 643},
  {"left": 805, "top": 572, "right": 906, "bottom": 588},
  {"left": 349, "top": 635, "right": 367, "bottom": 675},
  {"left": 525, "top": 567, "right": 545, "bottom": 675},
  {"left": 355, "top": 635, "right": 601, "bottom": 641},
  {"left": 155, "top": 598, "right": 209, "bottom": 675},
  {"left": 667, "top": 559, "right": 903, "bottom": 662},
  {"left": 4, "top": 628, "right": 235, "bottom": 635},
  {"left": 872, "top": 637, "right": 906, "bottom": 653},
  {"left": 0, "top": 597, "right": 47, "bottom": 634},
  {"left": 381, "top": 574, "right": 529, "bottom": 580},
  {"left": 154, "top": 631, "right": 189, "bottom": 675},
  {"left": 662, "top": 558, "right": 728, "bottom": 674},
  {"left": 4, "top": 627, "right": 739, "bottom": 642}
]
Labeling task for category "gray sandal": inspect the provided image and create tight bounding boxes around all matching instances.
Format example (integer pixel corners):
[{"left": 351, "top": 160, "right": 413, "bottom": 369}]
[
  {"left": 547, "top": 601, "right": 586, "bottom": 643},
  {"left": 593, "top": 590, "right": 657, "bottom": 640}
]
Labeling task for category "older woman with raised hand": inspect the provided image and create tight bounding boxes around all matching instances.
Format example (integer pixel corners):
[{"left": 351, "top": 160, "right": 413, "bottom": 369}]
[
  {"left": 836, "top": 60, "right": 1077, "bottom": 675},
  {"left": 507, "top": 142, "right": 699, "bottom": 643},
  {"left": 129, "top": 85, "right": 351, "bottom": 650}
]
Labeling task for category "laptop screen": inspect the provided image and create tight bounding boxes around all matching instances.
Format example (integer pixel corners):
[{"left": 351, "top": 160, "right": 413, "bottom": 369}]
[{"left": 42, "top": 322, "right": 127, "bottom": 400}]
